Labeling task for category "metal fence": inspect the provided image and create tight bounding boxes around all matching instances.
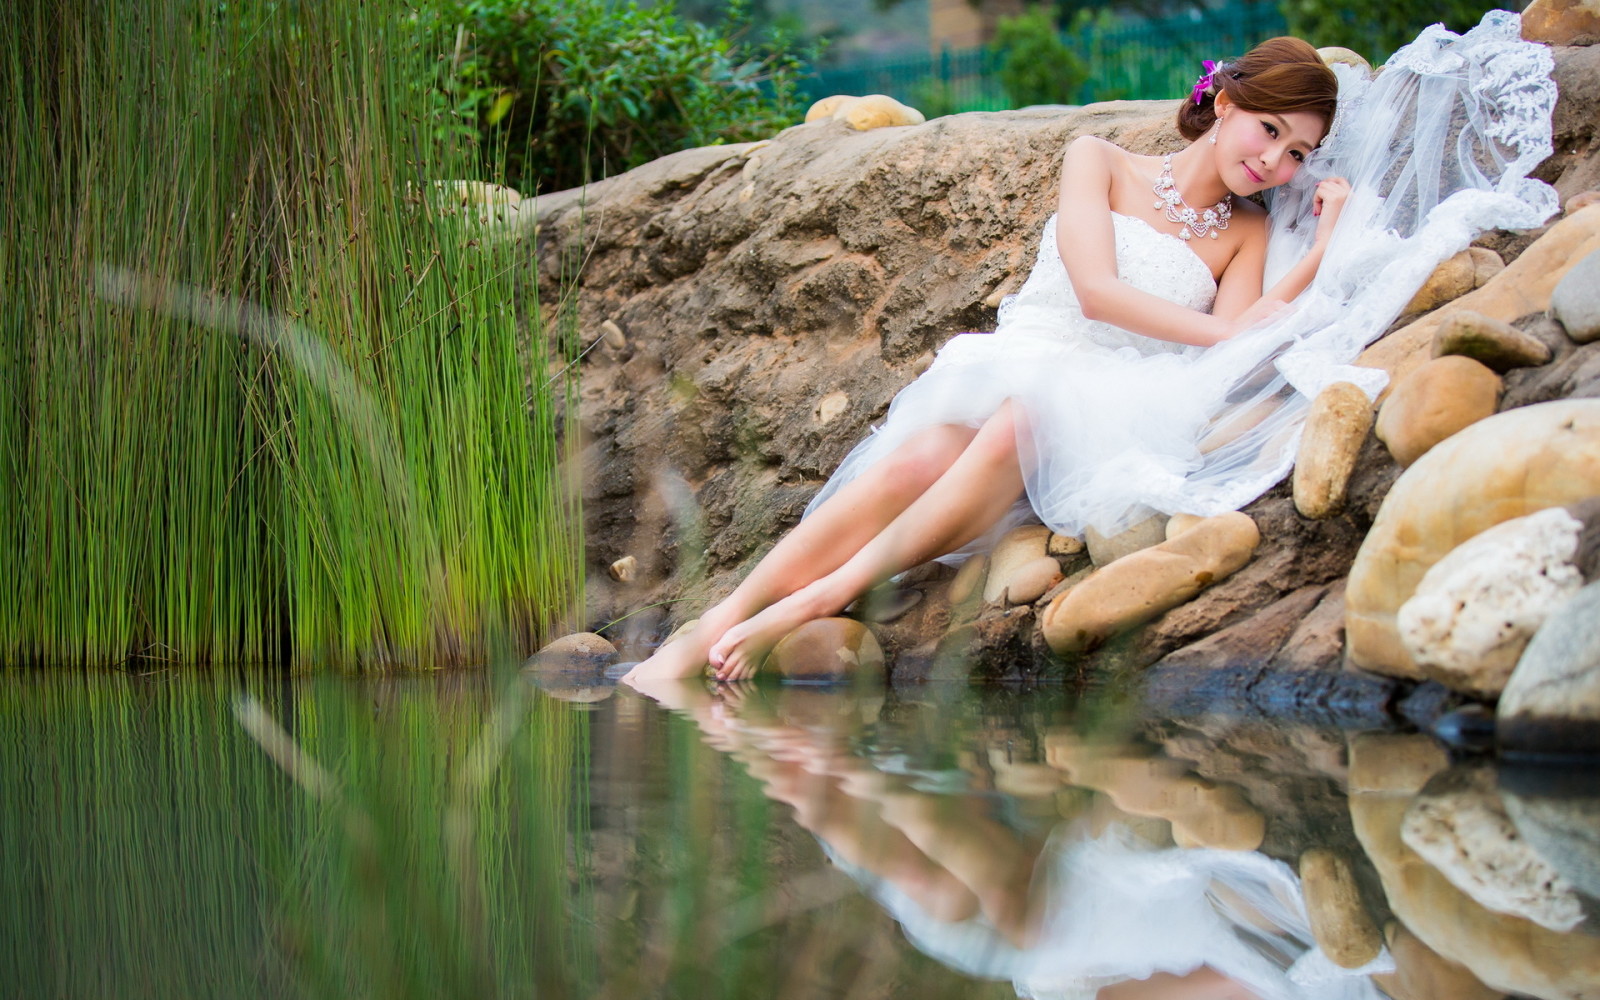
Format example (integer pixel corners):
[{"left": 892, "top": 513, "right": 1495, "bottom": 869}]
[{"left": 806, "top": 1, "right": 1295, "bottom": 113}]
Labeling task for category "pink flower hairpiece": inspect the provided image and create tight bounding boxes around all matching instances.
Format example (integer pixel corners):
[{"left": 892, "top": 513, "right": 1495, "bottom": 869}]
[{"left": 1191, "top": 60, "right": 1218, "bottom": 105}]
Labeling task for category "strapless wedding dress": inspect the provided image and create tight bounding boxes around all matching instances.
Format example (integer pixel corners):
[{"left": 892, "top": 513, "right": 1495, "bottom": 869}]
[{"left": 808, "top": 211, "right": 1224, "bottom": 539}]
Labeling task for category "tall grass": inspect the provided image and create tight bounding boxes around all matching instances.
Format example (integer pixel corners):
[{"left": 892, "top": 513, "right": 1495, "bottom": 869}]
[{"left": 0, "top": 0, "right": 581, "bottom": 667}]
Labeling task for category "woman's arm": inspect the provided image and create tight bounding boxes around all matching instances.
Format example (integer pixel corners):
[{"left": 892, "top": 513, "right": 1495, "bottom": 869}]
[{"left": 1056, "top": 136, "right": 1237, "bottom": 347}]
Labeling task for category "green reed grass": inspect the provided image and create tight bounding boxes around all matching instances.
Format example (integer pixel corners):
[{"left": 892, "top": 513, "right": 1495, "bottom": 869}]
[{"left": 0, "top": 0, "right": 581, "bottom": 667}]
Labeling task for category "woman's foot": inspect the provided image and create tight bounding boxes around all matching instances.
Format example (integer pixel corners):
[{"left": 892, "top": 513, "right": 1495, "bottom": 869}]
[
  {"left": 621, "top": 602, "right": 746, "bottom": 686},
  {"left": 708, "top": 581, "right": 845, "bottom": 682}
]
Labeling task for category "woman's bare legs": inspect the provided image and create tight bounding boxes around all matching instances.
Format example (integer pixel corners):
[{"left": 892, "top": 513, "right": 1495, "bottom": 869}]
[
  {"left": 710, "top": 403, "right": 1026, "bottom": 680},
  {"left": 621, "top": 422, "right": 982, "bottom": 684}
]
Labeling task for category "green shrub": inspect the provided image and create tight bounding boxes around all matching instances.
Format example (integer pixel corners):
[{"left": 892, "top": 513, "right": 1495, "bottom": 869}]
[
  {"left": 991, "top": 6, "right": 1087, "bottom": 108},
  {"left": 415, "top": 0, "right": 811, "bottom": 193}
]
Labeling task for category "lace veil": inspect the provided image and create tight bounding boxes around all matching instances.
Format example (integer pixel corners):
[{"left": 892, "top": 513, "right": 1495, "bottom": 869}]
[{"left": 1138, "top": 10, "right": 1558, "bottom": 525}]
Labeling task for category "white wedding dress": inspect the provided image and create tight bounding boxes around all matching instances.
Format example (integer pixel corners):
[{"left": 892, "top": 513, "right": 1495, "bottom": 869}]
[{"left": 805, "top": 11, "right": 1560, "bottom": 542}]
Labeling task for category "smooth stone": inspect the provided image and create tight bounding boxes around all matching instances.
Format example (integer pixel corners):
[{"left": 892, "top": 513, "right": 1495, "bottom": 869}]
[
  {"left": 766, "top": 617, "right": 884, "bottom": 681},
  {"left": 1086, "top": 514, "right": 1169, "bottom": 567},
  {"left": 1432, "top": 309, "right": 1553, "bottom": 371},
  {"left": 984, "top": 524, "right": 1052, "bottom": 603},
  {"left": 1003, "top": 555, "right": 1064, "bottom": 606},
  {"left": 524, "top": 631, "right": 619, "bottom": 672},
  {"left": 804, "top": 94, "right": 856, "bottom": 122},
  {"left": 600, "top": 318, "right": 627, "bottom": 352},
  {"left": 832, "top": 94, "right": 925, "bottom": 131},
  {"left": 1042, "top": 512, "right": 1259, "bottom": 655},
  {"left": 608, "top": 554, "right": 638, "bottom": 583},
  {"left": 1401, "top": 249, "right": 1478, "bottom": 317},
  {"left": 1317, "top": 46, "right": 1373, "bottom": 74},
  {"left": 1358, "top": 205, "right": 1600, "bottom": 394},
  {"left": 1467, "top": 246, "right": 1505, "bottom": 288},
  {"left": 1498, "top": 580, "right": 1600, "bottom": 755},
  {"left": 1046, "top": 532, "right": 1085, "bottom": 557},
  {"left": 1293, "top": 381, "right": 1374, "bottom": 518},
  {"left": 1569, "top": 190, "right": 1600, "bottom": 215},
  {"left": 1375, "top": 356, "right": 1502, "bottom": 467},
  {"left": 813, "top": 390, "right": 849, "bottom": 425},
  {"left": 1400, "top": 767, "right": 1585, "bottom": 932},
  {"left": 1163, "top": 512, "right": 1206, "bottom": 540},
  {"left": 949, "top": 553, "right": 988, "bottom": 604},
  {"left": 1347, "top": 400, "right": 1600, "bottom": 679},
  {"left": 1301, "top": 848, "right": 1384, "bottom": 969},
  {"left": 1347, "top": 733, "right": 1449, "bottom": 795},
  {"left": 1371, "top": 921, "right": 1503, "bottom": 1000},
  {"left": 1552, "top": 247, "right": 1600, "bottom": 344},
  {"left": 849, "top": 584, "right": 923, "bottom": 623},
  {"left": 1522, "top": 0, "right": 1600, "bottom": 45},
  {"left": 1397, "top": 508, "right": 1585, "bottom": 697}
]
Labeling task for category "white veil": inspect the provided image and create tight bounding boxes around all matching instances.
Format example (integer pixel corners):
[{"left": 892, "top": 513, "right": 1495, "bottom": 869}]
[{"left": 1156, "top": 10, "right": 1558, "bottom": 522}]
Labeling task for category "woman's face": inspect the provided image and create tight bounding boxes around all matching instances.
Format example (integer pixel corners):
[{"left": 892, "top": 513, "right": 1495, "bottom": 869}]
[{"left": 1210, "top": 93, "right": 1325, "bottom": 196}]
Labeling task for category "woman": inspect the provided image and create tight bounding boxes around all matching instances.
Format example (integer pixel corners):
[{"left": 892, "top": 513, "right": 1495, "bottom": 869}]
[{"left": 624, "top": 14, "right": 1558, "bottom": 685}]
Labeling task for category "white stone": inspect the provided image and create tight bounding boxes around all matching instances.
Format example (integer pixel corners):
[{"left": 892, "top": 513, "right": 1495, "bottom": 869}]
[{"left": 1397, "top": 508, "right": 1584, "bottom": 697}]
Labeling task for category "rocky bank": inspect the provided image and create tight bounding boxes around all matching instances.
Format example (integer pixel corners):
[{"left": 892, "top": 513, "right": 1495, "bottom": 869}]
[{"left": 518, "top": 36, "right": 1600, "bottom": 737}]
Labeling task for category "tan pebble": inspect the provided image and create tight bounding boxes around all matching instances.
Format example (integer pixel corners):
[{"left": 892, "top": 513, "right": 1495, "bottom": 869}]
[
  {"left": 1568, "top": 190, "right": 1600, "bottom": 215},
  {"left": 1346, "top": 733, "right": 1449, "bottom": 794},
  {"left": 607, "top": 555, "right": 637, "bottom": 583},
  {"left": 1294, "top": 381, "right": 1374, "bottom": 519},
  {"left": 1086, "top": 514, "right": 1168, "bottom": 566},
  {"left": 767, "top": 617, "right": 884, "bottom": 680},
  {"left": 983, "top": 525, "right": 1052, "bottom": 603},
  {"left": 1004, "top": 556, "right": 1064, "bottom": 606},
  {"left": 813, "top": 390, "right": 849, "bottom": 425},
  {"left": 834, "top": 94, "right": 925, "bottom": 130},
  {"left": 1430, "top": 309, "right": 1551, "bottom": 371},
  {"left": 949, "top": 554, "right": 988, "bottom": 604},
  {"left": 600, "top": 318, "right": 627, "bottom": 352},
  {"left": 1401, "top": 250, "right": 1477, "bottom": 317},
  {"left": 1467, "top": 246, "right": 1503, "bottom": 288},
  {"left": 1047, "top": 532, "right": 1086, "bottom": 557},
  {"left": 525, "top": 631, "right": 619, "bottom": 672},
  {"left": 1301, "top": 848, "right": 1383, "bottom": 968},
  {"left": 1374, "top": 356, "right": 1501, "bottom": 467}
]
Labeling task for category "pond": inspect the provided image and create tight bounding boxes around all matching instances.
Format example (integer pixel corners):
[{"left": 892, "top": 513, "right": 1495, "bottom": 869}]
[{"left": 3, "top": 669, "right": 1597, "bottom": 999}]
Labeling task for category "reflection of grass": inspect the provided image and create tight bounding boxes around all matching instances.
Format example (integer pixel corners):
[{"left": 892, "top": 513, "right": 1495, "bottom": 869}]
[{"left": 0, "top": 0, "right": 580, "bottom": 667}]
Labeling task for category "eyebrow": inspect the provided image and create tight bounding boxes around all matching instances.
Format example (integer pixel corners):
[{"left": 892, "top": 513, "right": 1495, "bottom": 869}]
[{"left": 1264, "top": 113, "right": 1316, "bottom": 151}]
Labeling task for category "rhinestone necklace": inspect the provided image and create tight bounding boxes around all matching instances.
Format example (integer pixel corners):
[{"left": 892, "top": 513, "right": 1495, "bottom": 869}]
[{"left": 1153, "top": 154, "right": 1232, "bottom": 240}]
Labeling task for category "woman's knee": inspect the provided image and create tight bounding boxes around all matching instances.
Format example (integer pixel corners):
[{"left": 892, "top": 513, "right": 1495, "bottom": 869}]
[{"left": 879, "top": 425, "right": 974, "bottom": 489}]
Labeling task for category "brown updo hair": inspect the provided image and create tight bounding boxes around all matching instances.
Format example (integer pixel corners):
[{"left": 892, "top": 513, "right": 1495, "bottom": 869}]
[{"left": 1177, "top": 37, "right": 1337, "bottom": 142}]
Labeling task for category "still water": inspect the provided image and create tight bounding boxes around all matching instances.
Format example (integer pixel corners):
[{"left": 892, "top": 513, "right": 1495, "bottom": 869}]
[{"left": 2, "top": 670, "right": 1596, "bottom": 999}]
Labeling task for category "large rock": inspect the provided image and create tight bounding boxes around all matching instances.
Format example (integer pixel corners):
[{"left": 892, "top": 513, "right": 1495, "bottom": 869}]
[
  {"left": 1552, "top": 248, "right": 1600, "bottom": 343},
  {"left": 1041, "top": 512, "right": 1259, "bottom": 655},
  {"left": 1400, "top": 766, "right": 1585, "bottom": 932},
  {"left": 1498, "top": 580, "right": 1600, "bottom": 756},
  {"left": 1396, "top": 507, "right": 1585, "bottom": 697},
  {"left": 1400, "top": 247, "right": 1501, "bottom": 318},
  {"left": 1524, "top": 0, "right": 1600, "bottom": 45},
  {"left": 1358, "top": 205, "right": 1600, "bottom": 392},
  {"left": 1374, "top": 356, "right": 1502, "bottom": 467},
  {"left": 1346, "top": 400, "right": 1600, "bottom": 679},
  {"left": 1293, "top": 381, "right": 1374, "bottom": 518}
]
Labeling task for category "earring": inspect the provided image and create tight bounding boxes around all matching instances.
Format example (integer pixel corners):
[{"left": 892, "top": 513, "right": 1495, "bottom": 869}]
[{"left": 1209, "top": 119, "right": 1221, "bottom": 145}]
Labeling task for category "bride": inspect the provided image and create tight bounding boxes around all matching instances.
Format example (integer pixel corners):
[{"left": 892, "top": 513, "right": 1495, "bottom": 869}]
[{"left": 624, "top": 13, "right": 1558, "bottom": 685}]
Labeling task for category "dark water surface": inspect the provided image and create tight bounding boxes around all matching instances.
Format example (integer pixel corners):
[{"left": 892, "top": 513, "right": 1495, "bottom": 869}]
[{"left": 3, "top": 670, "right": 1596, "bottom": 999}]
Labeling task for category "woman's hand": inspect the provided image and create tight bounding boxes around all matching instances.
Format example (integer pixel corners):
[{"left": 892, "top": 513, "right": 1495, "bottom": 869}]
[{"left": 1312, "top": 177, "right": 1351, "bottom": 245}]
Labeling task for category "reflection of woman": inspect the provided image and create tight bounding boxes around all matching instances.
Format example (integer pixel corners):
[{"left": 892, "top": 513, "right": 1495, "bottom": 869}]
[
  {"left": 624, "top": 14, "right": 1556, "bottom": 684},
  {"left": 641, "top": 678, "right": 1389, "bottom": 1000}
]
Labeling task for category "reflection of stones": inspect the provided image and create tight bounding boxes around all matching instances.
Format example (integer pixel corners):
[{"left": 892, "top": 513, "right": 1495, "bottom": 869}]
[
  {"left": 1374, "top": 355, "right": 1502, "bottom": 468},
  {"left": 1397, "top": 507, "right": 1584, "bottom": 698},
  {"left": 1499, "top": 580, "right": 1600, "bottom": 756},
  {"left": 1400, "top": 766, "right": 1585, "bottom": 932},
  {"left": 1300, "top": 848, "right": 1383, "bottom": 968},
  {"left": 767, "top": 617, "right": 884, "bottom": 681},
  {"left": 1293, "top": 381, "right": 1373, "bottom": 519},
  {"left": 1432, "top": 309, "right": 1553, "bottom": 371},
  {"left": 1349, "top": 739, "right": 1600, "bottom": 1000},
  {"left": 1501, "top": 764, "right": 1600, "bottom": 905},
  {"left": 1044, "top": 734, "right": 1265, "bottom": 850},
  {"left": 1041, "top": 512, "right": 1259, "bottom": 655},
  {"left": 1347, "top": 400, "right": 1600, "bottom": 681}
]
